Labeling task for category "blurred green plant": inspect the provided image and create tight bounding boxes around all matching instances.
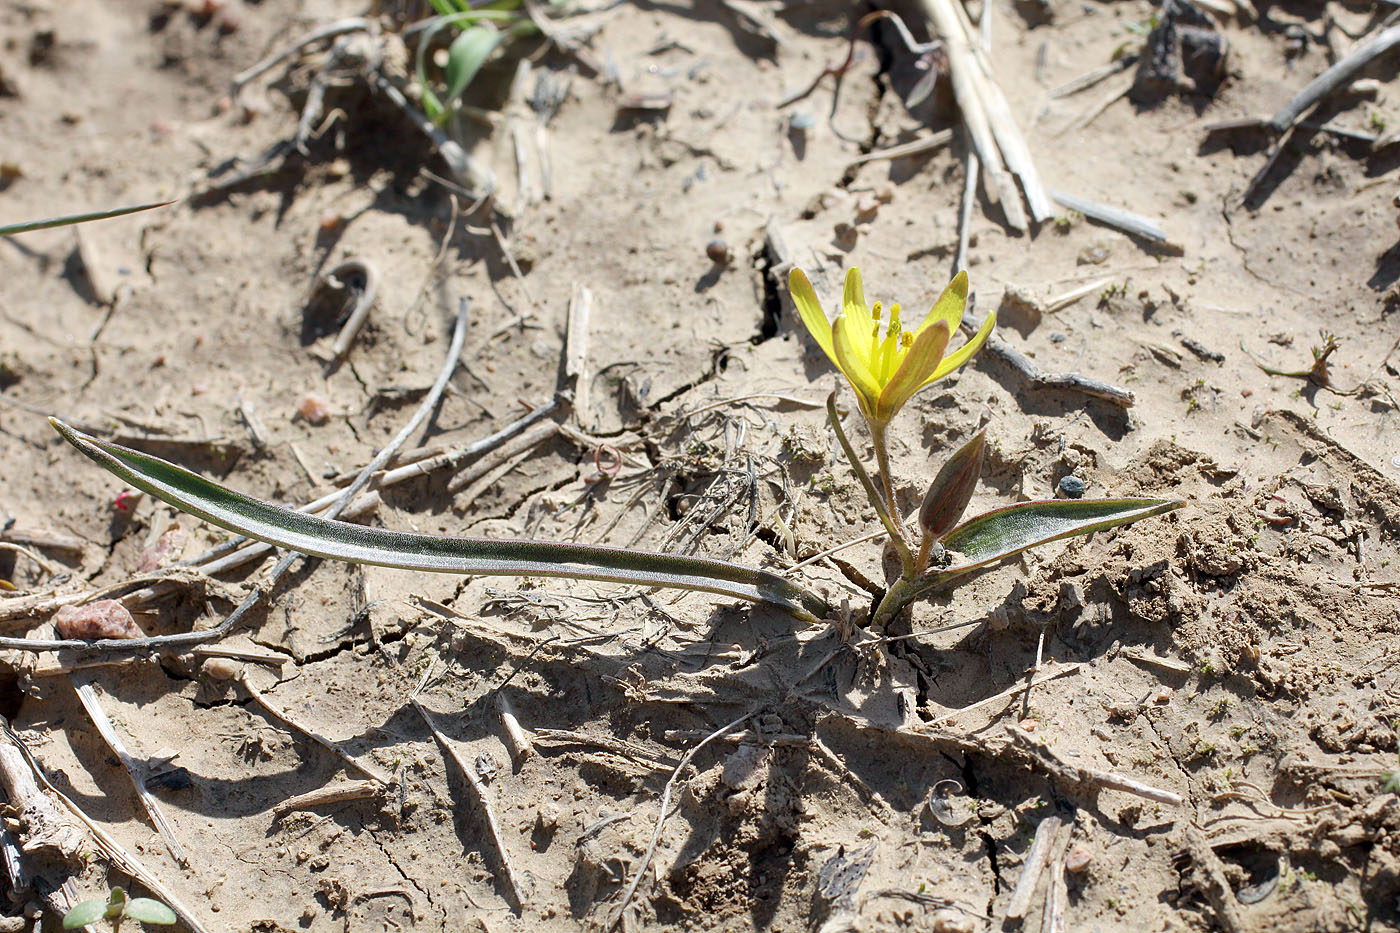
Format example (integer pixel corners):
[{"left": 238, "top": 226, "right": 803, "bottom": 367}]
[{"left": 412, "top": 1, "right": 539, "bottom": 124}]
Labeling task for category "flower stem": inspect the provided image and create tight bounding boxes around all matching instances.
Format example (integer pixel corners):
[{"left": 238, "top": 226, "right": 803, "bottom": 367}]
[
  {"left": 826, "top": 394, "right": 914, "bottom": 577},
  {"left": 870, "top": 573, "right": 918, "bottom": 633},
  {"left": 868, "top": 422, "right": 903, "bottom": 538}
]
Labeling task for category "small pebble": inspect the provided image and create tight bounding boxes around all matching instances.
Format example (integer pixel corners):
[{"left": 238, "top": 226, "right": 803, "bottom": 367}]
[
  {"left": 1057, "top": 475, "right": 1087, "bottom": 499},
  {"left": 201, "top": 657, "right": 242, "bottom": 681},
  {"left": 705, "top": 238, "right": 728, "bottom": 264},
  {"left": 297, "top": 393, "right": 331, "bottom": 426},
  {"left": 1065, "top": 843, "right": 1094, "bottom": 873},
  {"left": 54, "top": 600, "right": 145, "bottom": 640},
  {"left": 854, "top": 196, "right": 879, "bottom": 223},
  {"left": 833, "top": 222, "right": 858, "bottom": 251},
  {"left": 1050, "top": 332, "right": 1067, "bottom": 343}
]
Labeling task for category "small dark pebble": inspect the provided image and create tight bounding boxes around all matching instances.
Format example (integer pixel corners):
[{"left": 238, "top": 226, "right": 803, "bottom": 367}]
[
  {"left": 1050, "top": 332, "right": 1067, "bottom": 343},
  {"left": 1180, "top": 336, "right": 1224, "bottom": 363},
  {"left": 1058, "top": 476, "right": 1087, "bottom": 498},
  {"left": 706, "top": 239, "right": 729, "bottom": 264}
]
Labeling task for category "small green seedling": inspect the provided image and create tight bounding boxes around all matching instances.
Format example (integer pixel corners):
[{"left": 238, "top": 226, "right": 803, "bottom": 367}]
[
  {"left": 412, "top": 2, "right": 539, "bottom": 124},
  {"left": 63, "top": 887, "right": 176, "bottom": 931}
]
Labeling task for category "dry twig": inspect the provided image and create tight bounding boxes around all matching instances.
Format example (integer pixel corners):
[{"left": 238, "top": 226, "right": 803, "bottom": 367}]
[
  {"left": 240, "top": 674, "right": 391, "bottom": 785},
  {"left": 1005, "top": 815, "right": 1061, "bottom": 920},
  {"left": 71, "top": 682, "right": 188, "bottom": 866},
  {"left": 1006, "top": 724, "right": 1183, "bottom": 806},
  {"left": 610, "top": 712, "right": 754, "bottom": 930},
  {"left": 411, "top": 697, "right": 526, "bottom": 911}
]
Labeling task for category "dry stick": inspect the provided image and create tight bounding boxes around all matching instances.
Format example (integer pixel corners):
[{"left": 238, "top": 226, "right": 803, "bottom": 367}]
[
  {"left": 327, "top": 258, "right": 380, "bottom": 363},
  {"left": 0, "top": 738, "right": 86, "bottom": 921},
  {"left": 955, "top": 0, "right": 1055, "bottom": 223},
  {"left": 1048, "top": 54, "right": 1139, "bottom": 99},
  {"left": 1269, "top": 24, "right": 1400, "bottom": 132},
  {"left": 564, "top": 283, "right": 593, "bottom": 426},
  {"left": 1041, "top": 827, "right": 1070, "bottom": 933},
  {"left": 0, "top": 542, "right": 62, "bottom": 577},
  {"left": 955, "top": 135, "right": 980, "bottom": 274},
  {"left": 1049, "top": 189, "right": 1169, "bottom": 245},
  {"left": 1042, "top": 277, "right": 1114, "bottom": 314},
  {"left": 445, "top": 420, "right": 557, "bottom": 495},
  {"left": 846, "top": 129, "right": 955, "bottom": 166},
  {"left": 0, "top": 299, "right": 472, "bottom": 657},
  {"left": 496, "top": 692, "right": 534, "bottom": 767},
  {"left": 610, "top": 712, "right": 754, "bottom": 931},
  {"left": 234, "top": 390, "right": 270, "bottom": 449},
  {"left": 240, "top": 674, "right": 392, "bottom": 785},
  {"left": 229, "top": 17, "right": 372, "bottom": 93},
  {"left": 0, "top": 569, "right": 227, "bottom": 625},
  {"left": 1184, "top": 827, "right": 1246, "bottom": 933},
  {"left": 0, "top": 525, "right": 85, "bottom": 554},
  {"left": 785, "top": 529, "right": 885, "bottom": 574},
  {"left": 71, "top": 683, "right": 188, "bottom": 867},
  {"left": 1005, "top": 815, "right": 1062, "bottom": 920},
  {"left": 918, "top": 0, "right": 1024, "bottom": 229},
  {"left": 1063, "top": 72, "right": 1134, "bottom": 133},
  {"left": 0, "top": 733, "right": 86, "bottom": 861},
  {"left": 411, "top": 698, "right": 526, "bottom": 911},
  {"left": 963, "top": 306, "right": 1136, "bottom": 408},
  {"left": 1005, "top": 725, "right": 1183, "bottom": 807},
  {"left": 272, "top": 779, "right": 381, "bottom": 819},
  {"left": 921, "top": 663, "right": 1082, "bottom": 729},
  {"left": 2, "top": 725, "right": 213, "bottom": 933}
]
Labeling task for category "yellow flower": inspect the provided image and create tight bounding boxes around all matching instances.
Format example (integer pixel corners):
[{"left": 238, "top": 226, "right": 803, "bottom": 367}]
[{"left": 788, "top": 266, "right": 995, "bottom": 426}]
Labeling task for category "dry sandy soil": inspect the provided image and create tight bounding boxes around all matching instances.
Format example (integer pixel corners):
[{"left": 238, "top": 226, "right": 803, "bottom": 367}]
[{"left": 2, "top": 0, "right": 1400, "bottom": 930}]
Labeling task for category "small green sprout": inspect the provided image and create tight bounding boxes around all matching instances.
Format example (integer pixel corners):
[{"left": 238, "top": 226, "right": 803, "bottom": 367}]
[{"left": 63, "top": 888, "right": 176, "bottom": 931}]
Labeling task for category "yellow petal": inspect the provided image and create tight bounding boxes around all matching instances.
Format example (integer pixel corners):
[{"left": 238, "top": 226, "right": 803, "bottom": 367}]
[
  {"left": 923, "top": 306, "right": 996, "bottom": 387},
  {"left": 877, "top": 320, "right": 950, "bottom": 422},
  {"left": 788, "top": 268, "right": 838, "bottom": 366},
  {"left": 842, "top": 267, "right": 875, "bottom": 337},
  {"left": 832, "top": 314, "right": 881, "bottom": 413},
  {"left": 913, "top": 270, "right": 969, "bottom": 342}
]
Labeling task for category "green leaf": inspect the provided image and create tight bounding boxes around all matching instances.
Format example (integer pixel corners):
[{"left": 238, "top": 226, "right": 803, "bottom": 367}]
[
  {"left": 0, "top": 200, "right": 172, "bottom": 237},
  {"left": 63, "top": 900, "right": 108, "bottom": 928},
  {"left": 443, "top": 25, "right": 504, "bottom": 113},
  {"left": 915, "top": 497, "right": 1184, "bottom": 596},
  {"left": 918, "top": 428, "right": 987, "bottom": 541},
  {"left": 50, "top": 419, "right": 827, "bottom": 622},
  {"left": 124, "top": 898, "right": 178, "bottom": 925}
]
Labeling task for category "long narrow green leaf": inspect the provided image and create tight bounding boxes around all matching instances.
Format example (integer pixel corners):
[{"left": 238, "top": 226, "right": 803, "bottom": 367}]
[
  {"left": 0, "top": 200, "right": 173, "bottom": 237},
  {"left": 914, "top": 497, "right": 1183, "bottom": 596},
  {"left": 51, "top": 419, "right": 827, "bottom": 622}
]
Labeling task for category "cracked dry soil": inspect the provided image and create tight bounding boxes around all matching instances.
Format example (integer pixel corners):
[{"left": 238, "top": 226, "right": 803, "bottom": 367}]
[{"left": 2, "top": 0, "right": 1400, "bottom": 930}]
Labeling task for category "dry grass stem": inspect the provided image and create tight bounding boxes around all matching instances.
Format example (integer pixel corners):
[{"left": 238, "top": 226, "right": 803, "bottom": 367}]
[
  {"left": 240, "top": 674, "right": 392, "bottom": 786},
  {"left": 71, "top": 682, "right": 188, "bottom": 866}
]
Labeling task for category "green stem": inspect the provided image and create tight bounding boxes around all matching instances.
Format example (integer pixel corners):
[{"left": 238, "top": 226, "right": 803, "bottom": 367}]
[
  {"left": 914, "top": 533, "right": 934, "bottom": 576},
  {"left": 826, "top": 394, "right": 914, "bottom": 577},
  {"left": 868, "top": 422, "right": 904, "bottom": 544},
  {"left": 870, "top": 574, "right": 919, "bottom": 633}
]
